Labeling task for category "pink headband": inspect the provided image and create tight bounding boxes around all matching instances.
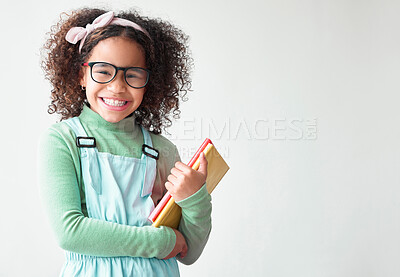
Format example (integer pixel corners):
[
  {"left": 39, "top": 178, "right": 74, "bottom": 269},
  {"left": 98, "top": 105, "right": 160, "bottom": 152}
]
[{"left": 65, "top": 11, "right": 150, "bottom": 53}]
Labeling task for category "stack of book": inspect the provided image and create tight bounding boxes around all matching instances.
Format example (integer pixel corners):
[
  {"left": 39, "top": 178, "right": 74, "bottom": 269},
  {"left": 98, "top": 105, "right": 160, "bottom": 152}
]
[{"left": 148, "top": 138, "right": 230, "bottom": 228}]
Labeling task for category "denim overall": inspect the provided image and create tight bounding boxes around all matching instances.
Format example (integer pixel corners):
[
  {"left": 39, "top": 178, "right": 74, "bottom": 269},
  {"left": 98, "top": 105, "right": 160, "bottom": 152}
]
[{"left": 60, "top": 117, "right": 179, "bottom": 277}]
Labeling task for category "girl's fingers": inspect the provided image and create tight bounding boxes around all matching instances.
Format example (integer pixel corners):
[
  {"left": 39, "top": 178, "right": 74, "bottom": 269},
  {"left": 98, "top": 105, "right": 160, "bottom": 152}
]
[
  {"left": 170, "top": 167, "right": 182, "bottom": 178},
  {"left": 197, "top": 152, "right": 208, "bottom": 175},
  {"left": 165, "top": 181, "right": 174, "bottom": 192},
  {"left": 174, "top": 161, "right": 191, "bottom": 173},
  {"left": 180, "top": 243, "right": 188, "bottom": 258},
  {"left": 167, "top": 174, "right": 177, "bottom": 184}
]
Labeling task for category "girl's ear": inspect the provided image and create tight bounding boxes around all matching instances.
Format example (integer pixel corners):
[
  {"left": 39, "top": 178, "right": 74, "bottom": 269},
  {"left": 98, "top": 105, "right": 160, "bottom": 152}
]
[{"left": 79, "top": 68, "right": 87, "bottom": 87}]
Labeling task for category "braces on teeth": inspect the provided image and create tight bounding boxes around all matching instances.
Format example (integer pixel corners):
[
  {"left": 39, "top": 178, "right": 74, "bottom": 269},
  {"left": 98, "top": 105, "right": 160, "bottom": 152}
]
[{"left": 103, "top": 98, "right": 127, "bottom": 107}]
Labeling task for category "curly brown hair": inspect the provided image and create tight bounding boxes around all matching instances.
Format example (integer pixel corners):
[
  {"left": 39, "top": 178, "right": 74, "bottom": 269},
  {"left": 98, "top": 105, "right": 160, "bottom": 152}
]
[{"left": 41, "top": 8, "right": 193, "bottom": 134}]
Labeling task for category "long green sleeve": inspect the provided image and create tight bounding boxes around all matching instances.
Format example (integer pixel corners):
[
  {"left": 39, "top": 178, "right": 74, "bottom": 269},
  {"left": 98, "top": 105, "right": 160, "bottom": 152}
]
[
  {"left": 177, "top": 185, "right": 212, "bottom": 265},
  {"left": 38, "top": 124, "right": 175, "bottom": 259},
  {"left": 38, "top": 106, "right": 177, "bottom": 259}
]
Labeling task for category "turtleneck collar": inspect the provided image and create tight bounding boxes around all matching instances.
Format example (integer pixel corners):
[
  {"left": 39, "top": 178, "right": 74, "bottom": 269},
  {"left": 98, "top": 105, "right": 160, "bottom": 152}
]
[{"left": 79, "top": 104, "right": 138, "bottom": 133}]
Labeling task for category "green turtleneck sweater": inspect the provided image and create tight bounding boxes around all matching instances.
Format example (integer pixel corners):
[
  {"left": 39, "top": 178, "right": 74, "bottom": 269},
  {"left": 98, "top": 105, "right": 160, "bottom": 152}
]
[{"left": 38, "top": 105, "right": 211, "bottom": 264}]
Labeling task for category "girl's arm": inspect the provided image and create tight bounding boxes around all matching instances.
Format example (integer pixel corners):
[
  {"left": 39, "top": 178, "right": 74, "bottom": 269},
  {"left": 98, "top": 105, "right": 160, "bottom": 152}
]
[
  {"left": 176, "top": 184, "right": 212, "bottom": 265},
  {"left": 165, "top": 153, "right": 212, "bottom": 265},
  {"left": 38, "top": 126, "right": 175, "bottom": 259}
]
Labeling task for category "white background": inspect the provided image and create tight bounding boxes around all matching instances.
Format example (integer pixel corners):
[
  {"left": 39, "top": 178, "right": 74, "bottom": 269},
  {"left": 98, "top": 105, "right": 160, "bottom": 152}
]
[{"left": 0, "top": 0, "right": 399, "bottom": 276}]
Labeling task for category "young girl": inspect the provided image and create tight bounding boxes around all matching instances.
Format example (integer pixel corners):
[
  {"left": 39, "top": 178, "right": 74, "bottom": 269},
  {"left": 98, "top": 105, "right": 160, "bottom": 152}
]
[{"left": 39, "top": 8, "right": 211, "bottom": 276}]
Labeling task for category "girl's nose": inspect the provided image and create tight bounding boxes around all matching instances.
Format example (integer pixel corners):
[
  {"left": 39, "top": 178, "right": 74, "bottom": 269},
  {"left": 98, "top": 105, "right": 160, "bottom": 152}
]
[{"left": 106, "top": 72, "right": 127, "bottom": 93}]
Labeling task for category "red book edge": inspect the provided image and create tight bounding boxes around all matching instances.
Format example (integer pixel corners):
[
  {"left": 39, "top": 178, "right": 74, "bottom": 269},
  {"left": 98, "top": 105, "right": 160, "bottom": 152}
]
[{"left": 148, "top": 138, "right": 213, "bottom": 222}]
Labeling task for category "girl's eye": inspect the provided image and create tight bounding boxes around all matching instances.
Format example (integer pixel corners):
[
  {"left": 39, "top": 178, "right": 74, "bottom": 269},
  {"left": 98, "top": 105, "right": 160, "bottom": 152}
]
[
  {"left": 126, "top": 69, "right": 145, "bottom": 80},
  {"left": 94, "top": 70, "right": 112, "bottom": 76},
  {"left": 92, "top": 63, "right": 115, "bottom": 77},
  {"left": 126, "top": 74, "right": 140, "bottom": 79}
]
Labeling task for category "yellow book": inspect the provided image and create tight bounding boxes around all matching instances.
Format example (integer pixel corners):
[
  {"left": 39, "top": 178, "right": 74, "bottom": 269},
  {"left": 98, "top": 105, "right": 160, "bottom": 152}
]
[{"left": 151, "top": 140, "right": 229, "bottom": 228}]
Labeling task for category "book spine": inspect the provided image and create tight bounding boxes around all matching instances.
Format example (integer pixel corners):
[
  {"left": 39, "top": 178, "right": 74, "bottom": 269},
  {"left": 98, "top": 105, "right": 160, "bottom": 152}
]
[
  {"left": 152, "top": 196, "right": 181, "bottom": 228},
  {"left": 187, "top": 138, "right": 212, "bottom": 167},
  {"left": 148, "top": 192, "right": 172, "bottom": 222}
]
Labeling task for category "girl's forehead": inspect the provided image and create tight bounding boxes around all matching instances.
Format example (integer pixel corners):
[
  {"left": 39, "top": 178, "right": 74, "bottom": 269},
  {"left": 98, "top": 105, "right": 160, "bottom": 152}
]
[{"left": 88, "top": 37, "right": 146, "bottom": 67}]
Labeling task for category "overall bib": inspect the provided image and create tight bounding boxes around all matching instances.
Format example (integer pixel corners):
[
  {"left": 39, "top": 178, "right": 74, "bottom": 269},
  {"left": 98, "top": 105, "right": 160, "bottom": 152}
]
[{"left": 61, "top": 117, "right": 179, "bottom": 277}]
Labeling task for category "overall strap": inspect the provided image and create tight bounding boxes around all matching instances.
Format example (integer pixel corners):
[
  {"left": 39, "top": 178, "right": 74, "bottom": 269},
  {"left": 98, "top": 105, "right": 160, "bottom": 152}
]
[
  {"left": 64, "top": 117, "right": 102, "bottom": 194},
  {"left": 64, "top": 117, "right": 89, "bottom": 138},
  {"left": 141, "top": 126, "right": 153, "bottom": 148},
  {"left": 140, "top": 126, "right": 157, "bottom": 197}
]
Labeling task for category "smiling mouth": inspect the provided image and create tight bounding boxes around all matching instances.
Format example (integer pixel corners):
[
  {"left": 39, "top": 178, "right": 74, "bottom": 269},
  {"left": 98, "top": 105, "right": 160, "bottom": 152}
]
[{"left": 101, "top": 97, "right": 128, "bottom": 107}]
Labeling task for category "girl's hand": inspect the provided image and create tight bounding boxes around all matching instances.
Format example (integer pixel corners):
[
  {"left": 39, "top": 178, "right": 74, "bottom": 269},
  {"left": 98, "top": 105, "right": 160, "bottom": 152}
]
[
  {"left": 163, "top": 229, "right": 188, "bottom": 259},
  {"left": 165, "top": 153, "right": 208, "bottom": 202}
]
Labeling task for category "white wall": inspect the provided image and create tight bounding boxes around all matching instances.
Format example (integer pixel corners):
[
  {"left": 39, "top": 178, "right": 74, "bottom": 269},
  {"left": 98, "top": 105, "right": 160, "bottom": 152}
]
[{"left": 0, "top": 0, "right": 399, "bottom": 276}]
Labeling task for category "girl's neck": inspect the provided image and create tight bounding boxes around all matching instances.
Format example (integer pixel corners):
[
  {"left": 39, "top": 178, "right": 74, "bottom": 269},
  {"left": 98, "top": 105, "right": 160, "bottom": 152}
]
[{"left": 79, "top": 104, "right": 138, "bottom": 133}]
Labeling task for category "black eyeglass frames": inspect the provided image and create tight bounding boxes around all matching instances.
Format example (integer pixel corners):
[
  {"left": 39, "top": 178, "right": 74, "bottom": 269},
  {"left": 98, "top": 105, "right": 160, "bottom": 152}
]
[{"left": 82, "top": 62, "right": 150, "bottom": 89}]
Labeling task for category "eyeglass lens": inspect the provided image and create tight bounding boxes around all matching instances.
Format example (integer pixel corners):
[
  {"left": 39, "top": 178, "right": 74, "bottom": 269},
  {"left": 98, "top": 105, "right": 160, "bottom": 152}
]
[{"left": 91, "top": 63, "right": 148, "bottom": 88}]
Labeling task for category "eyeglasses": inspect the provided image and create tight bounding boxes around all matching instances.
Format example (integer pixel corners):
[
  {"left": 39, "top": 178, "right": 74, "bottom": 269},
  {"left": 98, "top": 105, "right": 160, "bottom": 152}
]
[{"left": 82, "top": 62, "right": 150, "bottom": 89}]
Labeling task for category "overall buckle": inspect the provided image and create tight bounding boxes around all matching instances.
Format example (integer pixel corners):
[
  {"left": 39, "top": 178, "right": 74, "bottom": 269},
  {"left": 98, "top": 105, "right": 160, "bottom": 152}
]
[
  {"left": 76, "top": 137, "right": 96, "bottom": 148},
  {"left": 142, "top": 144, "right": 159, "bottom": 160}
]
